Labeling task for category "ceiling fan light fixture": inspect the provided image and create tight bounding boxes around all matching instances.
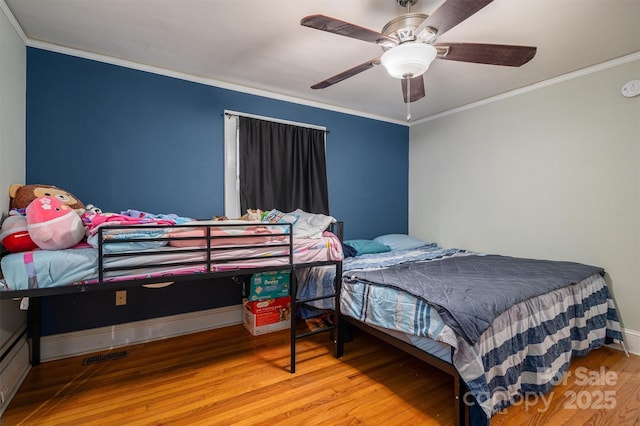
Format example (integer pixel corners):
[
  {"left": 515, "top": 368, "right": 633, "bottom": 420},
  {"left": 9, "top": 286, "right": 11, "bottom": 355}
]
[{"left": 381, "top": 42, "right": 437, "bottom": 79}]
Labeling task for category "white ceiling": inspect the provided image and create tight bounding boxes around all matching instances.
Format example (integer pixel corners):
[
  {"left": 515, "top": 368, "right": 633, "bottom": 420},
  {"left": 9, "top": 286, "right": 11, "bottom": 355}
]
[{"left": 3, "top": 0, "right": 640, "bottom": 123}]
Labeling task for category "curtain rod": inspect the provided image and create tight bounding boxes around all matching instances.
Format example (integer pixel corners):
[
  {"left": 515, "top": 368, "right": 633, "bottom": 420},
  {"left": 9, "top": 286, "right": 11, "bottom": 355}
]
[{"left": 224, "top": 110, "right": 329, "bottom": 133}]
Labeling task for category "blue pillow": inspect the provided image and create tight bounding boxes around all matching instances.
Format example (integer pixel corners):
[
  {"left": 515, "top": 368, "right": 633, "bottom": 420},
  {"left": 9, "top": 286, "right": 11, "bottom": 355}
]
[
  {"left": 372, "top": 234, "right": 430, "bottom": 251},
  {"left": 344, "top": 239, "right": 391, "bottom": 256}
]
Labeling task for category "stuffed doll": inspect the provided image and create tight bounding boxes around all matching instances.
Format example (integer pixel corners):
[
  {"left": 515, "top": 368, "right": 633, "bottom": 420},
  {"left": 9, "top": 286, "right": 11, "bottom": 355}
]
[
  {"left": 0, "top": 212, "right": 38, "bottom": 252},
  {"left": 241, "top": 209, "right": 263, "bottom": 221},
  {"left": 9, "top": 183, "right": 85, "bottom": 214},
  {"left": 26, "top": 196, "right": 85, "bottom": 250}
]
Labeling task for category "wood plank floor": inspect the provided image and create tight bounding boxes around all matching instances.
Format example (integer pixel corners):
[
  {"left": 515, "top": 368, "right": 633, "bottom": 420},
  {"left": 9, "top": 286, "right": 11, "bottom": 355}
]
[{"left": 2, "top": 324, "right": 638, "bottom": 425}]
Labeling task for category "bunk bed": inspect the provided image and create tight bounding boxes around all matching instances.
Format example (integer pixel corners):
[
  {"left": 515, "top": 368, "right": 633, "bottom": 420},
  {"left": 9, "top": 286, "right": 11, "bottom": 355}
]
[
  {"left": 297, "top": 234, "right": 625, "bottom": 426},
  {"left": 0, "top": 218, "right": 344, "bottom": 370}
]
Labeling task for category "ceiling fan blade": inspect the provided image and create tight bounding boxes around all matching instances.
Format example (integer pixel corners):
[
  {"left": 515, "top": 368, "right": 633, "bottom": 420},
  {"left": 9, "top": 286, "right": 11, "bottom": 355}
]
[
  {"left": 436, "top": 43, "right": 537, "bottom": 66},
  {"left": 301, "top": 14, "right": 397, "bottom": 46},
  {"left": 401, "top": 76, "right": 425, "bottom": 103},
  {"left": 415, "top": 0, "right": 494, "bottom": 37},
  {"left": 311, "top": 57, "right": 381, "bottom": 89}
]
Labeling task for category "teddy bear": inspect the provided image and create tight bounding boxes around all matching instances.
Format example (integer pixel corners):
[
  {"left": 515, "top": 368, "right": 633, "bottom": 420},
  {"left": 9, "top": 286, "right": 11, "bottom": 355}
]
[{"left": 9, "top": 184, "right": 85, "bottom": 214}]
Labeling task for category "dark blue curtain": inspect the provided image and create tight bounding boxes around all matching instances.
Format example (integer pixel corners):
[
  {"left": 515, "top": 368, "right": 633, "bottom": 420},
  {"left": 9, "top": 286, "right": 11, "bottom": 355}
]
[{"left": 239, "top": 117, "right": 329, "bottom": 215}]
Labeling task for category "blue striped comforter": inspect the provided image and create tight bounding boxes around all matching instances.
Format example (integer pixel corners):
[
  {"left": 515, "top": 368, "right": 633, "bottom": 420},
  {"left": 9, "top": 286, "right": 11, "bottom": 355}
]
[{"left": 297, "top": 246, "right": 624, "bottom": 424}]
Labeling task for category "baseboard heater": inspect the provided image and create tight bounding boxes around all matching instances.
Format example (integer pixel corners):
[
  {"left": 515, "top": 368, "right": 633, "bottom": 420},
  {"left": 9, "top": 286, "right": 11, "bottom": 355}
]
[
  {"left": 0, "top": 325, "right": 31, "bottom": 416},
  {"left": 0, "top": 326, "right": 27, "bottom": 364}
]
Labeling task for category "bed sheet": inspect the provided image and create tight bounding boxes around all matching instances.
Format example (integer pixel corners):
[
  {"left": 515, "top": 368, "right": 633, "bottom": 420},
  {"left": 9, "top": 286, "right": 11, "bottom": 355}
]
[
  {"left": 296, "top": 244, "right": 466, "bottom": 310},
  {"left": 340, "top": 271, "right": 459, "bottom": 348},
  {"left": 364, "top": 323, "right": 454, "bottom": 363},
  {"left": 162, "top": 220, "right": 290, "bottom": 248},
  {"left": 0, "top": 232, "right": 342, "bottom": 292}
]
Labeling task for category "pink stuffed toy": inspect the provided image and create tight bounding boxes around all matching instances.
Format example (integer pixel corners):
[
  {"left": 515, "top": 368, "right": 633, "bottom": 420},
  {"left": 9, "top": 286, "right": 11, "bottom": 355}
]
[
  {"left": 26, "top": 196, "right": 85, "bottom": 250},
  {"left": 0, "top": 212, "right": 38, "bottom": 252}
]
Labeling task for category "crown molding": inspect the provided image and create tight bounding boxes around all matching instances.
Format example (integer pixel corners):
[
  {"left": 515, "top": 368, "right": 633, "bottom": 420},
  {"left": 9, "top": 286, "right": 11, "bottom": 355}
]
[
  {"left": 25, "top": 38, "right": 408, "bottom": 127},
  {"left": 0, "top": 0, "right": 28, "bottom": 44},
  {"left": 414, "top": 51, "right": 640, "bottom": 124},
  {"left": 5, "top": 0, "right": 636, "bottom": 128}
]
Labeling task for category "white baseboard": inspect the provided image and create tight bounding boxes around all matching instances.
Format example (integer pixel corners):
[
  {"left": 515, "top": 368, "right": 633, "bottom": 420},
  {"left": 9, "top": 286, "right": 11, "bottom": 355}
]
[
  {"left": 34, "top": 308, "right": 640, "bottom": 362},
  {"left": 614, "top": 327, "right": 640, "bottom": 356},
  {"left": 40, "top": 304, "right": 243, "bottom": 362},
  {"left": 0, "top": 336, "right": 31, "bottom": 417}
]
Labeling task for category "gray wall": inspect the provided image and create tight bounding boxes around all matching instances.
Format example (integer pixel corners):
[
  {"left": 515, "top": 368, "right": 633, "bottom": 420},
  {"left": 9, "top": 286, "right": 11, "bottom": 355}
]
[{"left": 409, "top": 56, "right": 640, "bottom": 351}]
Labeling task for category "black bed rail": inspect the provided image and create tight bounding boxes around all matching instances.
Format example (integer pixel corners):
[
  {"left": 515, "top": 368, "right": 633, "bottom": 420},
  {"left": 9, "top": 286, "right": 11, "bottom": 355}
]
[
  {"left": 0, "top": 221, "right": 348, "bottom": 299},
  {"left": 96, "top": 222, "right": 295, "bottom": 285}
]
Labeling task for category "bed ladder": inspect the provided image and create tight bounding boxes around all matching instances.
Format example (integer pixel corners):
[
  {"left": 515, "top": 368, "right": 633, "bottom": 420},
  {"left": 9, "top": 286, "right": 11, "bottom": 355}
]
[{"left": 289, "top": 221, "right": 344, "bottom": 373}]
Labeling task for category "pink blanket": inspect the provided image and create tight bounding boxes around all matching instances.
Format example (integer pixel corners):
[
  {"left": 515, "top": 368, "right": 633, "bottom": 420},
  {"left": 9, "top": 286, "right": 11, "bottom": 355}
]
[
  {"left": 84, "top": 212, "right": 175, "bottom": 236},
  {"left": 165, "top": 222, "right": 287, "bottom": 248}
]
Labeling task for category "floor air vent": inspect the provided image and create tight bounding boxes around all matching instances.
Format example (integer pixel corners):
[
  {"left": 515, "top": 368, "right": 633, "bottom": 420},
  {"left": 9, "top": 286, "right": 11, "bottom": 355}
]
[{"left": 82, "top": 350, "right": 128, "bottom": 365}]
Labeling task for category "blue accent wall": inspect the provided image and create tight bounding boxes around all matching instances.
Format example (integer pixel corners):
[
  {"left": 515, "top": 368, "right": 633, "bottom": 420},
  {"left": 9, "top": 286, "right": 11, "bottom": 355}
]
[{"left": 25, "top": 48, "right": 409, "bottom": 335}]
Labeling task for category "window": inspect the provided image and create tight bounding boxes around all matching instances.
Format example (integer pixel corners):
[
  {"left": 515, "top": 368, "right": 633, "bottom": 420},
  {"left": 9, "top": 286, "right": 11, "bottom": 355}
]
[{"left": 224, "top": 111, "right": 329, "bottom": 218}]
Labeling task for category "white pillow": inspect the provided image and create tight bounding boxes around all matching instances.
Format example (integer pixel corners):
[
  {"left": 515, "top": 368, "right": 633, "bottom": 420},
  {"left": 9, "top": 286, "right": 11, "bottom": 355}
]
[{"left": 291, "top": 209, "right": 335, "bottom": 239}]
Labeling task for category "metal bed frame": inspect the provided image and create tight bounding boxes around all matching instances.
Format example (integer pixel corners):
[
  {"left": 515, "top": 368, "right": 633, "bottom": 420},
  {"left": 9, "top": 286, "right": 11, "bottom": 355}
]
[{"left": 0, "top": 221, "right": 344, "bottom": 371}]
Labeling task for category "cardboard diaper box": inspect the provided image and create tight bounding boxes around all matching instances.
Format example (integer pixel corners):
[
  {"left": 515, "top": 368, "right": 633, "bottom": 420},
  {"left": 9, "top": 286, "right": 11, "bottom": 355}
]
[
  {"left": 244, "top": 271, "right": 290, "bottom": 301},
  {"left": 243, "top": 296, "right": 291, "bottom": 336}
]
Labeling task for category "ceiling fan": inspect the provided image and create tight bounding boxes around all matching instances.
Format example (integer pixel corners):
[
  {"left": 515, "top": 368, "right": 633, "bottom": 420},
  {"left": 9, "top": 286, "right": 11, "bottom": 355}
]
[{"left": 301, "top": 0, "right": 537, "bottom": 119}]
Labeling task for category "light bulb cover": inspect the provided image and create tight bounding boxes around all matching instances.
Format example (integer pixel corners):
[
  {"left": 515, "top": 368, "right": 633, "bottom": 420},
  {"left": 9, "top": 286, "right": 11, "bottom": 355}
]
[{"left": 381, "top": 42, "right": 437, "bottom": 79}]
